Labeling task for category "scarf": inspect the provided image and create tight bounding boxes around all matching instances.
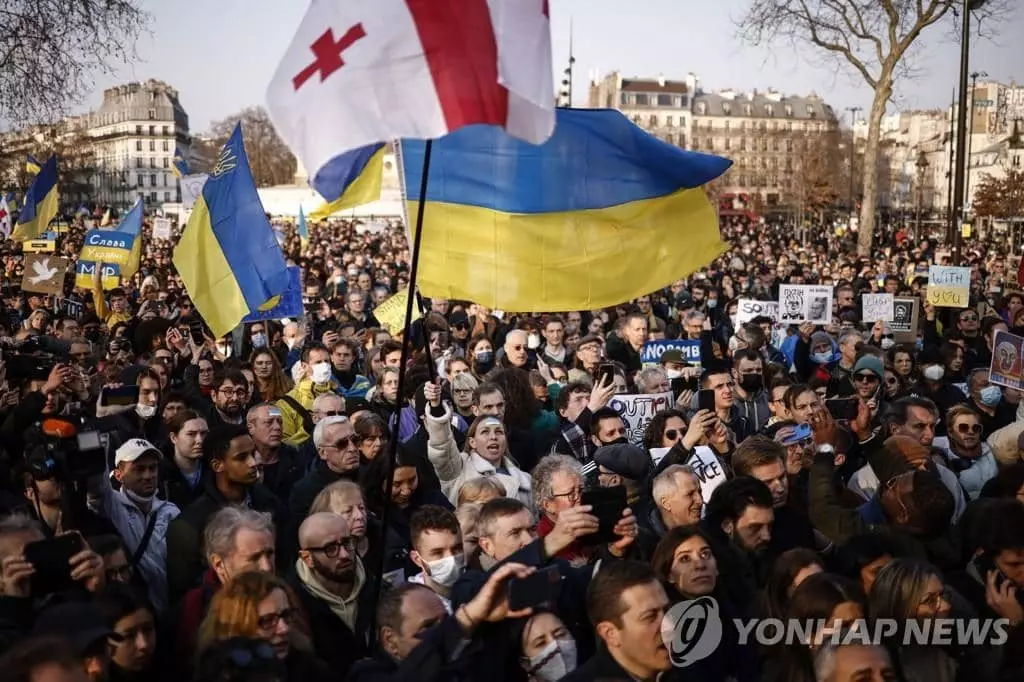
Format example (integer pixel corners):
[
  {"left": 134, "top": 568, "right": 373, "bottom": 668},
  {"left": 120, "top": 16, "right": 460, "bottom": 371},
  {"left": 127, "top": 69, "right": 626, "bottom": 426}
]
[{"left": 295, "top": 557, "right": 365, "bottom": 631}]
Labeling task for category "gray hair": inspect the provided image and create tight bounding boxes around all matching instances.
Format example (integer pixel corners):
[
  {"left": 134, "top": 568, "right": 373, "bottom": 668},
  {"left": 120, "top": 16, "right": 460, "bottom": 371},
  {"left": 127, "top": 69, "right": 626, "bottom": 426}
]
[
  {"left": 683, "top": 309, "right": 706, "bottom": 324},
  {"left": 313, "top": 415, "right": 350, "bottom": 448},
  {"left": 813, "top": 632, "right": 891, "bottom": 682},
  {"left": 203, "top": 506, "right": 275, "bottom": 562},
  {"left": 652, "top": 464, "right": 698, "bottom": 507},
  {"left": 312, "top": 392, "right": 345, "bottom": 413},
  {"left": 451, "top": 371, "right": 480, "bottom": 393},
  {"left": 636, "top": 367, "right": 668, "bottom": 394},
  {"left": 531, "top": 454, "right": 582, "bottom": 509},
  {"left": 837, "top": 331, "right": 863, "bottom": 347},
  {"left": 0, "top": 513, "right": 43, "bottom": 560}
]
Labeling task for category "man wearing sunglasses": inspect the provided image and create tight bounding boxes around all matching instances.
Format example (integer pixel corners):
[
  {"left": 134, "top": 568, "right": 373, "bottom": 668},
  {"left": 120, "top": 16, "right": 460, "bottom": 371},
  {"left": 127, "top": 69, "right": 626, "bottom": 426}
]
[
  {"left": 289, "top": 416, "right": 360, "bottom": 521},
  {"left": 932, "top": 405, "right": 998, "bottom": 500}
]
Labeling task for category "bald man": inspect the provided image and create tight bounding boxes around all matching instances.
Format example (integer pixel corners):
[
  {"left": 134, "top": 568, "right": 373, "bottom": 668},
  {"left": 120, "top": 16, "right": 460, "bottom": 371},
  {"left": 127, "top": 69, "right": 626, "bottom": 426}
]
[
  {"left": 503, "top": 329, "right": 530, "bottom": 368},
  {"left": 287, "top": 512, "right": 372, "bottom": 676}
]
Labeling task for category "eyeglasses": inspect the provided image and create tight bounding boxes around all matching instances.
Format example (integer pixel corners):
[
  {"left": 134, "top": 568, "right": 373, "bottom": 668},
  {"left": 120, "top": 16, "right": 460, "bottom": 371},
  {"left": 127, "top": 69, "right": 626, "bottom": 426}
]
[
  {"left": 955, "top": 422, "right": 982, "bottom": 435},
  {"left": 453, "top": 323, "right": 468, "bottom": 331},
  {"left": 105, "top": 565, "right": 133, "bottom": 583},
  {"left": 316, "top": 410, "right": 344, "bottom": 417},
  {"left": 325, "top": 435, "right": 355, "bottom": 450},
  {"left": 664, "top": 428, "right": 685, "bottom": 441},
  {"left": 918, "top": 587, "right": 951, "bottom": 611},
  {"left": 219, "top": 388, "right": 246, "bottom": 397},
  {"left": 552, "top": 487, "right": 583, "bottom": 502},
  {"left": 853, "top": 374, "right": 879, "bottom": 383},
  {"left": 256, "top": 607, "right": 296, "bottom": 631},
  {"left": 960, "top": 314, "right": 978, "bottom": 321},
  {"left": 304, "top": 537, "right": 357, "bottom": 558}
]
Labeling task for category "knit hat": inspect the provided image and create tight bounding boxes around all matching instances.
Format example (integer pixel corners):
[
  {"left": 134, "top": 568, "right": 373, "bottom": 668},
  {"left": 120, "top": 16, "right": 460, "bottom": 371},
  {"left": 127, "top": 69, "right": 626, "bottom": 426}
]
[
  {"left": 810, "top": 331, "right": 832, "bottom": 350},
  {"left": 853, "top": 355, "right": 885, "bottom": 379}
]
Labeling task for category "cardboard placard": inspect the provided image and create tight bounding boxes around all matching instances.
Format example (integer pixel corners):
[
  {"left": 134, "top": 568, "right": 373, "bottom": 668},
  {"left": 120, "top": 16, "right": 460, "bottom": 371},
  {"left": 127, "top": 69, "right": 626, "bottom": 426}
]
[
  {"left": 374, "top": 289, "right": 422, "bottom": 335},
  {"left": 608, "top": 392, "right": 675, "bottom": 445},
  {"left": 22, "top": 254, "right": 69, "bottom": 295},
  {"left": 779, "top": 285, "right": 834, "bottom": 325},
  {"left": 927, "top": 265, "right": 970, "bottom": 308},
  {"left": 990, "top": 330, "right": 1024, "bottom": 391},
  {"left": 861, "top": 293, "right": 894, "bottom": 323},
  {"left": 736, "top": 299, "right": 779, "bottom": 325},
  {"left": 22, "top": 239, "right": 55, "bottom": 253},
  {"left": 890, "top": 297, "right": 919, "bottom": 344},
  {"left": 152, "top": 217, "right": 172, "bottom": 240}
]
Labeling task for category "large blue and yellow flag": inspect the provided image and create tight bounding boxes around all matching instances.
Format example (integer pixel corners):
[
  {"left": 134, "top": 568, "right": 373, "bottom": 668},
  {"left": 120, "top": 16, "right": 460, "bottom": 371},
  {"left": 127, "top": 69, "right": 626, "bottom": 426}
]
[
  {"left": 399, "top": 109, "right": 731, "bottom": 311},
  {"left": 12, "top": 156, "right": 59, "bottom": 242},
  {"left": 173, "top": 123, "right": 290, "bottom": 338},
  {"left": 173, "top": 146, "right": 190, "bottom": 178},
  {"left": 297, "top": 205, "right": 309, "bottom": 245},
  {"left": 25, "top": 155, "right": 42, "bottom": 175},
  {"left": 308, "top": 143, "right": 385, "bottom": 220},
  {"left": 76, "top": 197, "right": 143, "bottom": 290}
]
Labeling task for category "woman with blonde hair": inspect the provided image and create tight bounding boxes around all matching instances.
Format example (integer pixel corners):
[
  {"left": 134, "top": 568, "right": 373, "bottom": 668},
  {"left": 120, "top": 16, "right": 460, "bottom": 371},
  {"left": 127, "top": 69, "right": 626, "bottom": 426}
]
[
  {"left": 250, "top": 348, "right": 292, "bottom": 402},
  {"left": 197, "top": 572, "right": 330, "bottom": 682},
  {"left": 308, "top": 480, "right": 382, "bottom": 566},
  {"left": 456, "top": 476, "right": 506, "bottom": 506}
]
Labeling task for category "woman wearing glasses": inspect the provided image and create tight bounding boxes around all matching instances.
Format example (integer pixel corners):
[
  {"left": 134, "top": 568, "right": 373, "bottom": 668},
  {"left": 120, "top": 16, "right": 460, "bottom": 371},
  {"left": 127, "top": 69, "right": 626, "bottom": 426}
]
[
  {"left": 932, "top": 405, "right": 998, "bottom": 500},
  {"left": 197, "top": 571, "right": 331, "bottom": 682}
]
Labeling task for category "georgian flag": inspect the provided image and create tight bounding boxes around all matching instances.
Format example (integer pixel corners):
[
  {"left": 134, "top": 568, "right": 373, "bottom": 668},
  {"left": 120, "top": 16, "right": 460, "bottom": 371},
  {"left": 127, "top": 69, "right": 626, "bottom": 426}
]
[{"left": 266, "top": 0, "right": 555, "bottom": 190}]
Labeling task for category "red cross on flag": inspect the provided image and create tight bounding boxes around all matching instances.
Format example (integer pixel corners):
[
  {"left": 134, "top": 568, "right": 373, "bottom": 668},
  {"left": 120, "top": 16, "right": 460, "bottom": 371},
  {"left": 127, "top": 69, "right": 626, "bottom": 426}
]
[{"left": 267, "top": 0, "right": 555, "bottom": 186}]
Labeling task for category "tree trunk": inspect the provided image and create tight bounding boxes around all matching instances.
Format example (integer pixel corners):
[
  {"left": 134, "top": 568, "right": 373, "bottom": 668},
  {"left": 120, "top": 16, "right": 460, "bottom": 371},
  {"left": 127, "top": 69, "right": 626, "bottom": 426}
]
[{"left": 857, "top": 78, "right": 893, "bottom": 257}]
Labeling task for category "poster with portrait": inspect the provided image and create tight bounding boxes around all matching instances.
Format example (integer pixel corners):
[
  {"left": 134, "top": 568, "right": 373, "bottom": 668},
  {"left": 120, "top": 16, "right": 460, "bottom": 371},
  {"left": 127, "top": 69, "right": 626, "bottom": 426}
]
[
  {"left": 778, "top": 285, "right": 834, "bottom": 325},
  {"left": 989, "top": 330, "right": 1024, "bottom": 391},
  {"left": 890, "top": 297, "right": 919, "bottom": 343}
]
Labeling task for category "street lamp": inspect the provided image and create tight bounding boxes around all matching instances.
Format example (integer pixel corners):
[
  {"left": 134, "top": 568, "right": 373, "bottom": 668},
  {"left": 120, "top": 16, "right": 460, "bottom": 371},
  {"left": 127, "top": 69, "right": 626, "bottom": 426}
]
[{"left": 916, "top": 153, "right": 930, "bottom": 242}]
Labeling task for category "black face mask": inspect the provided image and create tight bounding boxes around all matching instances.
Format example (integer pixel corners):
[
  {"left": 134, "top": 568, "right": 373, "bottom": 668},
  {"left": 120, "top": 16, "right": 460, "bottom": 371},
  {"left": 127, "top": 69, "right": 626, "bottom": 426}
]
[{"left": 739, "top": 374, "right": 764, "bottom": 393}]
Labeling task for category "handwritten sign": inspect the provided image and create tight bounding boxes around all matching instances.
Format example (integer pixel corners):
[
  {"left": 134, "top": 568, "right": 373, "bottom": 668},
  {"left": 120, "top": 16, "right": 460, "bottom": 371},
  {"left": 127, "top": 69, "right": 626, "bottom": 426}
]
[
  {"left": 180, "top": 173, "right": 208, "bottom": 211},
  {"left": 861, "top": 293, "right": 894, "bottom": 323},
  {"left": 779, "top": 285, "right": 834, "bottom": 325},
  {"left": 608, "top": 392, "right": 675, "bottom": 445},
  {"left": 927, "top": 266, "right": 970, "bottom": 308},
  {"left": 243, "top": 267, "right": 302, "bottom": 322},
  {"left": 736, "top": 299, "right": 779, "bottom": 325},
  {"left": 152, "top": 217, "right": 172, "bottom": 240},
  {"left": 640, "top": 339, "right": 701, "bottom": 365},
  {"left": 374, "top": 289, "right": 423, "bottom": 335},
  {"left": 57, "top": 297, "right": 84, "bottom": 320},
  {"left": 990, "top": 330, "right": 1024, "bottom": 390},
  {"left": 687, "top": 446, "right": 728, "bottom": 505}
]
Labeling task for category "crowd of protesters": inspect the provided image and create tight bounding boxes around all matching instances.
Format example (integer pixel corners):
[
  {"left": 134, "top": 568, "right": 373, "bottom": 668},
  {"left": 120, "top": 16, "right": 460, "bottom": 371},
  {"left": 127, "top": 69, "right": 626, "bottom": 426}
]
[{"left": 0, "top": 210, "right": 1024, "bottom": 682}]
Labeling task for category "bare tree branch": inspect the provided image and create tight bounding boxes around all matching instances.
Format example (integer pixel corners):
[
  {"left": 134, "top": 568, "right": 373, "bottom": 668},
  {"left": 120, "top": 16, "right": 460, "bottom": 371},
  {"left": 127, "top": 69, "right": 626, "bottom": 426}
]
[{"left": 209, "top": 107, "right": 297, "bottom": 188}]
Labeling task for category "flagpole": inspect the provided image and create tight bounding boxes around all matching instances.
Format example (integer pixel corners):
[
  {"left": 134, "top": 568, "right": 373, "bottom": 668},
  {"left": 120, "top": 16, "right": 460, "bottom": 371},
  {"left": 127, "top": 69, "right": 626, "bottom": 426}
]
[{"left": 368, "top": 138, "right": 433, "bottom": 636}]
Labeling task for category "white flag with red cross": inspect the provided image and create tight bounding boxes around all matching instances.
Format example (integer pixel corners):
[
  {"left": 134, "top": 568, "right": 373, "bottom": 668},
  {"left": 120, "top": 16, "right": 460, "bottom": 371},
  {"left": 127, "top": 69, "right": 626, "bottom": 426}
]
[{"left": 266, "top": 0, "right": 555, "bottom": 185}]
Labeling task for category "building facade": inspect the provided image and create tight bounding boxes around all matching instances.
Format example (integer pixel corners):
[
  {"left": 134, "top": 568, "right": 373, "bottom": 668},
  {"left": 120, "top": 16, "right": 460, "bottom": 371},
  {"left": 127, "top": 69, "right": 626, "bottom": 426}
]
[
  {"left": 75, "top": 79, "right": 191, "bottom": 210},
  {"left": 588, "top": 71, "right": 696, "bottom": 149}
]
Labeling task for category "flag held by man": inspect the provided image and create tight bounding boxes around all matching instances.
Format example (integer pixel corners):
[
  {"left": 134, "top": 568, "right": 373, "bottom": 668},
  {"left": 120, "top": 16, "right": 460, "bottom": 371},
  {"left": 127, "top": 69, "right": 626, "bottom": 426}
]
[
  {"left": 76, "top": 197, "right": 144, "bottom": 290},
  {"left": 266, "top": 0, "right": 555, "bottom": 206},
  {"left": 173, "top": 123, "right": 290, "bottom": 338},
  {"left": 400, "top": 108, "right": 732, "bottom": 312},
  {"left": 12, "top": 156, "right": 59, "bottom": 242}
]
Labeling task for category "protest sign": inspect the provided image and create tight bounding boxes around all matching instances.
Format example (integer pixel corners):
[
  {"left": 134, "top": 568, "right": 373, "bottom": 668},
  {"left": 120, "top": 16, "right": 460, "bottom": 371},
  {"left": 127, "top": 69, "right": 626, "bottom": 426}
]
[
  {"left": 687, "top": 446, "right": 727, "bottom": 504},
  {"left": 152, "top": 217, "right": 172, "bottom": 240},
  {"left": 649, "top": 447, "right": 672, "bottom": 467},
  {"left": 990, "top": 330, "right": 1024, "bottom": 390},
  {"left": 890, "top": 297, "right": 919, "bottom": 343},
  {"left": 180, "top": 174, "right": 208, "bottom": 211},
  {"left": 375, "top": 289, "right": 423, "bottom": 335},
  {"left": 75, "top": 260, "right": 123, "bottom": 291},
  {"left": 608, "top": 392, "right": 675, "bottom": 445},
  {"left": 779, "top": 285, "right": 834, "bottom": 325},
  {"left": 861, "top": 293, "right": 894, "bottom": 323},
  {"left": 640, "top": 339, "right": 701, "bottom": 365},
  {"left": 57, "top": 298, "right": 84, "bottom": 320},
  {"left": 79, "top": 230, "right": 136, "bottom": 268},
  {"left": 22, "top": 239, "right": 55, "bottom": 254},
  {"left": 927, "top": 266, "right": 970, "bottom": 308},
  {"left": 242, "top": 267, "right": 303, "bottom": 322},
  {"left": 736, "top": 299, "right": 779, "bottom": 325},
  {"left": 21, "top": 255, "right": 68, "bottom": 295}
]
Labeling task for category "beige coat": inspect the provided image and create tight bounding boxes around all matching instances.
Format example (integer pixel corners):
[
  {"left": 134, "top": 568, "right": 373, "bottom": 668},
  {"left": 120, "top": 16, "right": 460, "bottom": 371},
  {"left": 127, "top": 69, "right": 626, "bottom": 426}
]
[{"left": 423, "top": 409, "right": 532, "bottom": 508}]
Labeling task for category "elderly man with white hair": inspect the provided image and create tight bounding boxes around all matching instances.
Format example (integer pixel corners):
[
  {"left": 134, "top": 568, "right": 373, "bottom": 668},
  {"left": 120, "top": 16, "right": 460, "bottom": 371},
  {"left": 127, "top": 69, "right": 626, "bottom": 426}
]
[
  {"left": 289, "top": 415, "right": 361, "bottom": 521},
  {"left": 643, "top": 464, "right": 704, "bottom": 537}
]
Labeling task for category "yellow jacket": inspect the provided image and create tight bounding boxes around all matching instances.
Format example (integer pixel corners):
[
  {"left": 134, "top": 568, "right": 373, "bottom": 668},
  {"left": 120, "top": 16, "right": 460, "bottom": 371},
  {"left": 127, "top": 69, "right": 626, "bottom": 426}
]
[{"left": 275, "top": 379, "right": 340, "bottom": 446}]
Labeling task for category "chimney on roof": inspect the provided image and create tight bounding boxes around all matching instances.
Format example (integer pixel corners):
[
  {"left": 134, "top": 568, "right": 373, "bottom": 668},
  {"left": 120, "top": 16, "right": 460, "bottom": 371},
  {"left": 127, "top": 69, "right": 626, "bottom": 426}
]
[{"left": 657, "top": 74, "right": 666, "bottom": 87}]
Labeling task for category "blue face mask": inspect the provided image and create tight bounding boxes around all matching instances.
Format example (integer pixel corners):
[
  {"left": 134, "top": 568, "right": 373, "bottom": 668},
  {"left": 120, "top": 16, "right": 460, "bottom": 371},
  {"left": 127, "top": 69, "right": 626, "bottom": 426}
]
[
  {"left": 706, "top": 299, "right": 718, "bottom": 310},
  {"left": 251, "top": 333, "right": 267, "bottom": 349},
  {"left": 811, "top": 352, "right": 832, "bottom": 365},
  {"left": 979, "top": 385, "right": 1002, "bottom": 407}
]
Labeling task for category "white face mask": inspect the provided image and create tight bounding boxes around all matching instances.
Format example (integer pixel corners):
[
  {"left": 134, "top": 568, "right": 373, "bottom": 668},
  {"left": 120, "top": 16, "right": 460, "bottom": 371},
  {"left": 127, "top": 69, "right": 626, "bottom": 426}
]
[
  {"left": 880, "top": 338, "right": 895, "bottom": 350},
  {"left": 425, "top": 553, "right": 465, "bottom": 588},
  {"left": 310, "top": 362, "right": 332, "bottom": 385},
  {"left": 527, "top": 333, "right": 541, "bottom": 350},
  {"left": 665, "top": 369, "right": 682, "bottom": 380},
  {"left": 285, "top": 336, "right": 298, "bottom": 350},
  {"left": 923, "top": 365, "right": 945, "bottom": 381},
  {"left": 527, "top": 638, "right": 578, "bottom": 682},
  {"left": 135, "top": 403, "right": 157, "bottom": 419},
  {"left": 217, "top": 343, "right": 232, "bottom": 358}
]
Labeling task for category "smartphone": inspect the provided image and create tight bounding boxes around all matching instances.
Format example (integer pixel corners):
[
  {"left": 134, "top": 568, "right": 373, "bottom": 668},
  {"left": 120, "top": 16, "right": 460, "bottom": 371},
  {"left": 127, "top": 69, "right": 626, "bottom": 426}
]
[
  {"left": 508, "top": 565, "right": 563, "bottom": 611},
  {"left": 579, "top": 485, "right": 629, "bottom": 546},
  {"left": 697, "top": 389, "right": 716, "bottom": 414},
  {"left": 24, "top": 534, "right": 83, "bottom": 595},
  {"left": 598, "top": 363, "right": 616, "bottom": 387},
  {"left": 825, "top": 397, "right": 859, "bottom": 421},
  {"left": 100, "top": 384, "right": 140, "bottom": 407},
  {"left": 189, "top": 321, "right": 205, "bottom": 346},
  {"left": 671, "top": 376, "right": 699, "bottom": 396}
]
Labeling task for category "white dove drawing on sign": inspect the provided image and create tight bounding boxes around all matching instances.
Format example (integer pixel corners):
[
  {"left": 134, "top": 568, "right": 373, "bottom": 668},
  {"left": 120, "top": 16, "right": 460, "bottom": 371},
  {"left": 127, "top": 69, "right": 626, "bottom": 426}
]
[{"left": 29, "top": 258, "right": 58, "bottom": 284}]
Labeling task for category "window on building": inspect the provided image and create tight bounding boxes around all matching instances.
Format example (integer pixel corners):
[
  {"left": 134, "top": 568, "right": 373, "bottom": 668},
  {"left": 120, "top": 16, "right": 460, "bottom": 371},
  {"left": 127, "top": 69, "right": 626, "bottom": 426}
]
[
  {"left": 634, "top": 94, "right": 649, "bottom": 106},
  {"left": 706, "top": 138, "right": 714, "bottom": 151},
  {"left": 724, "top": 139, "right": 732, "bottom": 151},
  {"left": 620, "top": 92, "right": 629, "bottom": 106},
  {"left": 785, "top": 105, "right": 793, "bottom": 117},
  {"left": 162, "top": 140, "right": 169, "bottom": 151},
  {"left": 163, "top": 158, "right": 169, "bottom": 168},
  {"left": 150, "top": 173, "right": 156, "bottom": 186},
  {"left": 149, "top": 140, "right": 155, "bottom": 151},
  {"left": 740, "top": 138, "right": 747, "bottom": 151},
  {"left": 666, "top": 115, "right": 675, "bottom": 127},
  {"left": 772, "top": 139, "right": 779, "bottom": 151},
  {"left": 136, "top": 141, "right": 143, "bottom": 151},
  {"left": 649, "top": 114, "right": 657, "bottom": 126},
  {"left": 163, "top": 175, "right": 168, "bottom": 186},
  {"left": 744, "top": 104, "right": 752, "bottom": 116},
  {"left": 766, "top": 105, "right": 774, "bottom": 117},
  {"left": 808, "top": 105, "right": 817, "bottom": 119},
  {"left": 738, "top": 174, "right": 746, "bottom": 186},
  {"left": 148, "top": 157, "right": 154, "bottom": 168},
  {"left": 162, "top": 126, "right": 169, "bottom": 135},
  {"left": 150, "top": 191, "right": 158, "bottom": 202},
  {"left": 135, "top": 158, "right": 142, "bottom": 168},
  {"left": 148, "top": 110, "right": 156, "bottom": 120},
  {"left": 148, "top": 125, "right": 155, "bottom": 135},
  {"left": 698, "top": 102, "right": 707, "bottom": 115},
  {"left": 632, "top": 115, "right": 641, "bottom": 125},
  {"left": 136, "top": 125, "right": 142, "bottom": 134},
  {"left": 136, "top": 174, "right": 144, "bottom": 187},
  {"left": 786, "top": 139, "right": 793, "bottom": 152},
  {"left": 657, "top": 94, "right": 673, "bottom": 107},
  {"left": 164, "top": 192, "right": 171, "bottom": 202},
  {"left": 723, "top": 103, "right": 731, "bottom": 115},
  {"left": 1014, "top": 154, "right": 1021, "bottom": 167}
]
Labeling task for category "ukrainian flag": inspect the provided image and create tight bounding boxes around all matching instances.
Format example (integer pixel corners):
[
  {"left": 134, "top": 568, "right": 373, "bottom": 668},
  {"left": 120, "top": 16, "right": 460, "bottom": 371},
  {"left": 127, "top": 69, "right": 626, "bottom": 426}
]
[
  {"left": 173, "top": 123, "right": 290, "bottom": 338},
  {"left": 25, "top": 155, "right": 42, "bottom": 175},
  {"left": 297, "top": 205, "right": 309, "bottom": 245},
  {"left": 400, "top": 109, "right": 731, "bottom": 311},
  {"left": 12, "top": 156, "right": 59, "bottom": 242},
  {"left": 308, "top": 143, "right": 385, "bottom": 220},
  {"left": 173, "top": 146, "right": 190, "bottom": 178},
  {"left": 76, "top": 197, "right": 144, "bottom": 290}
]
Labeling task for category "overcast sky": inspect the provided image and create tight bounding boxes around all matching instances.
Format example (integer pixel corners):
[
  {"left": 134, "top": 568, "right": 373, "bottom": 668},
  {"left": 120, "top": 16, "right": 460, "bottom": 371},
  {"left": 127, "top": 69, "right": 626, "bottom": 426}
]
[{"left": 77, "top": 0, "right": 1024, "bottom": 133}]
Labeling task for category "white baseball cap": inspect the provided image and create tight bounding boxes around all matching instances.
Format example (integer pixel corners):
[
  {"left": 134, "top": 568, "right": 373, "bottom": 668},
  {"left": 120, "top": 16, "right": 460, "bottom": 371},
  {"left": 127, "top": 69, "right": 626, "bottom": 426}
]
[{"left": 114, "top": 439, "right": 161, "bottom": 466}]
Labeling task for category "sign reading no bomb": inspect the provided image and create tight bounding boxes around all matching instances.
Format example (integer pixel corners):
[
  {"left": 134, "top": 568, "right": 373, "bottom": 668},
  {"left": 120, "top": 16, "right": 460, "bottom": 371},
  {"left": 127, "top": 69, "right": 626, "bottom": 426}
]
[{"left": 640, "top": 339, "right": 701, "bottom": 365}]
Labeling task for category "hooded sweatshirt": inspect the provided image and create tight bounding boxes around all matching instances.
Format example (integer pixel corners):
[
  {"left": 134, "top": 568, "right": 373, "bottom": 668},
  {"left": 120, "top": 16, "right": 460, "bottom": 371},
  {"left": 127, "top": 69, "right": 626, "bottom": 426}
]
[{"left": 295, "top": 556, "right": 366, "bottom": 631}]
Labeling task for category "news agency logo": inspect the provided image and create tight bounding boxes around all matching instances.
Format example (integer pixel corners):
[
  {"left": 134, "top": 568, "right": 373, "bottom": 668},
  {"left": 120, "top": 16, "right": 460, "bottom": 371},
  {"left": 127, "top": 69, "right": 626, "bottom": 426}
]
[{"left": 661, "top": 596, "right": 1012, "bottom": 668}]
